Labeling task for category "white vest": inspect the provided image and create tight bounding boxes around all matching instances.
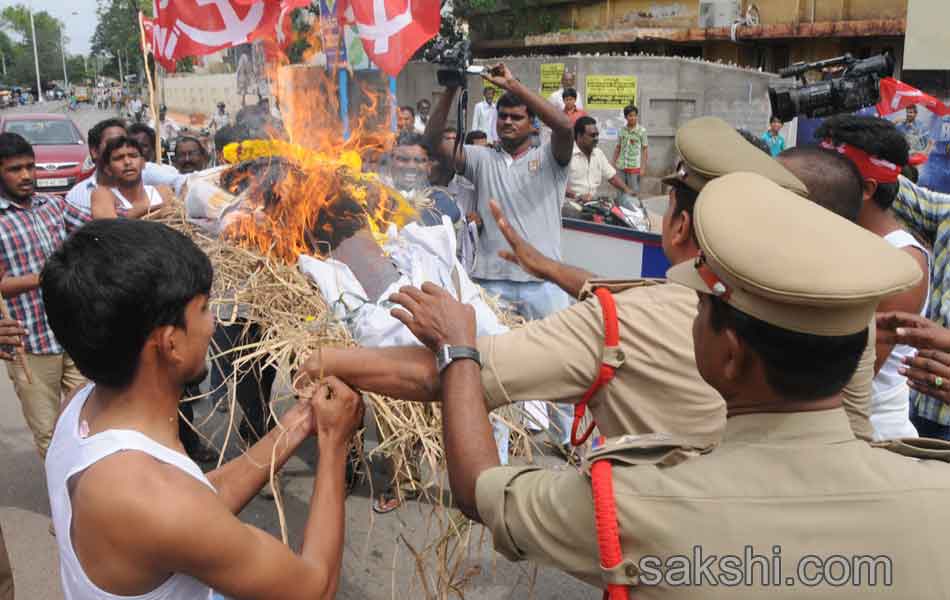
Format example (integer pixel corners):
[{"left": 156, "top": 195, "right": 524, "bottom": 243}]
[
  {"left": 870, "top": 230, "right": 931, "bottom": 441},
  {"left": 45, "top": 384, "right": 217, "bottom": 600}
]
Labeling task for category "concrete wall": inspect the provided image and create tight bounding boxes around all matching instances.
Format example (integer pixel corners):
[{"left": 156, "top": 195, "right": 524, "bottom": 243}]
[
  {"left": 162, "top": 73, "right": 242, "bottom": 119},
  {"left": 398, "top": 55, "right": 778, "bottom": 194}
]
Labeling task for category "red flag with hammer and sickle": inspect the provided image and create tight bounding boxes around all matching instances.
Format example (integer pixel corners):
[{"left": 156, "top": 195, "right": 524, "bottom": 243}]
[
  {"left": 339, "top": 0, "right": 440, "bottom": 76},
  {"left": 876, "top": 77, "right": 950, "bottom": 117},
  {"left": 143, "top": 0, "right": 301, "bottom": 71}
]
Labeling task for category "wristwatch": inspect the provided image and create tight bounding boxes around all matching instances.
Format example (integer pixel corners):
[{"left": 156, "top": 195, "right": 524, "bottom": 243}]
[{"left": 436, "top": 345, "right": 482, "bottom": 373}]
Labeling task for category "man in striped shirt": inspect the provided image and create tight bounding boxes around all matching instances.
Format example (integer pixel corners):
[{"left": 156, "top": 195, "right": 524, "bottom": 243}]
[
  {"left": 892, "top": 175, "right": 950, "bottom": 439},
  {"left": 0, "top": 132, "right": 89, "bottom": 456}
]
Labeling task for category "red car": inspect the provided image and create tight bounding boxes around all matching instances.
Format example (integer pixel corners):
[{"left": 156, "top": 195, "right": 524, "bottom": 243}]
[{"left": 0, "top": 113, "right": 94, "bottom": 195}]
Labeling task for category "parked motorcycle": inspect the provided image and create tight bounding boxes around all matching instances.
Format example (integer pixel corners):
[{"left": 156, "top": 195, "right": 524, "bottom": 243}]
[{"left": 564, "top": 194, "right": 651, "bottom": 232}]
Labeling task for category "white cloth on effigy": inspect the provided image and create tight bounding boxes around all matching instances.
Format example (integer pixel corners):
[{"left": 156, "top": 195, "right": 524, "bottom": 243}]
[
  {"left": 298, "top": 217, "right": 508, "bottom": 345},
  {"left": 299, "top": 217, "right": 512, "bottom": 463}
]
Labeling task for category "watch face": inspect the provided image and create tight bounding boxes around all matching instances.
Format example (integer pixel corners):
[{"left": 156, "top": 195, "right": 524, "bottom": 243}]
[{"left": 437, "top": 346, "right": 450, "bottom": 372}]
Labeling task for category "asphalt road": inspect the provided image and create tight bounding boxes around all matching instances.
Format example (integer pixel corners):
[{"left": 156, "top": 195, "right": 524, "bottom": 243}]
[{"left": 0, "top": 100, "right": 594, "bottom": 599}]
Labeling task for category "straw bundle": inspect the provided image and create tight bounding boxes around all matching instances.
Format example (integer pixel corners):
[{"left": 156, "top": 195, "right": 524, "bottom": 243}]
[{"left": 149, "top": 196, "right": 553, "bottom": 596}]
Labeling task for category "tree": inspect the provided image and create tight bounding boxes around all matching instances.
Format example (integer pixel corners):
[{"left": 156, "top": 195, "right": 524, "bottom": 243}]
[
  {"left": 91, "top": 0, "right": 151, "bottom": 81},
  {"left": 66, "top": 55, "right": 89, "bottom": 85},
  {"left": 416, "top": 0, "right": 466, "bottom": 61},
  {"left": 0, "top": 5, "right": 67, "bottom": 87}
]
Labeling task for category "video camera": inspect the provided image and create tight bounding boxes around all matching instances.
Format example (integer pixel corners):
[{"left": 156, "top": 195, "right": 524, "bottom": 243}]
[
  {"left": 768, "top": 53, "right": 894, "bottom": 122},
  {"left": 423, "top": 39, "right": 483, "bottom": 88}
]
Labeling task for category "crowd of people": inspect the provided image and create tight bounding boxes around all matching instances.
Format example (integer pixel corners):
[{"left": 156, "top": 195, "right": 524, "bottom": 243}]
[{"left": 4, "top": 60, "right": 950, "bottom": 599}]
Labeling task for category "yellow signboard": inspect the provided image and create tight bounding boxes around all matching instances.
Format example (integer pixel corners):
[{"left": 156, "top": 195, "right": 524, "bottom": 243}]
[
  {"left": 585, "top": 75, "right": 638, "bottom": 110},
  {"left": 540, "top": 63, "right": 565, "bottom": 97}
]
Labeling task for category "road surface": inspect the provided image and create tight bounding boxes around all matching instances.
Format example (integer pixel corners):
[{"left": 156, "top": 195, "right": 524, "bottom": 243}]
[{"left": 0, "top": 100, "right": 594, "bottom": 599}]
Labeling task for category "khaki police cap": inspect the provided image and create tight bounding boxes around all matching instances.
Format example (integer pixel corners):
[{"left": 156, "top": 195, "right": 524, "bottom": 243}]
[
  {"left": 667, "top": 172, "right": 921, "bottom": 336},
  {"left": 661, "top": 116, "right": 809, "bottom": 197}
]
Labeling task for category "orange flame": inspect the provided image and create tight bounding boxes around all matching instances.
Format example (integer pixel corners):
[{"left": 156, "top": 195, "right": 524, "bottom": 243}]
[{"left": 218, "top": 61, "right": 413, "bottom": 265}]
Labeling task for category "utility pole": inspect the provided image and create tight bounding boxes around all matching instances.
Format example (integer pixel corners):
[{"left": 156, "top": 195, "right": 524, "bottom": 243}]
[
  {"left": 60, "top": 27, "right": 68, "bottom": 89},
  {"left": 118, "top": 50, "right": 124, "bottom": 91},
  {"left": 28, "top": 1, "right": 43, "bottom": 102}
]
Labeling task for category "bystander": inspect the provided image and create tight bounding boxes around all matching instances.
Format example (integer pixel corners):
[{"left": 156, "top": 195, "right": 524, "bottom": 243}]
[
  {"left": 397, "top": 106, "right": 415, "bottom": 134},
  {"left": 472, "top": 87, "right": 498, "bottom": 144},
  {"left": 173, "top": 136, "right": 210, "bottom": 174},
  {"left": 90, "top": 137, "right": 167, "bottom": 220},
  {"left": 761, "top": 115, "right": 786, "bottom": 157},
  {"left": 566, "top": 116, "right": 634, "bottom": 201},
  {"left": 414, "top": 99, "right": 430, "bottom": 134},
  {"left": 548, "top": 70, "right": 582, "bottom": 111},
  {"left": 612, "top": 105, "right": 648, "bottom": 197},
  {"left": 561, "top": 88, "right": 587, "bottom": 126},
  {"left": 0, "top": 132, "right": 89, "bottom": 457}
]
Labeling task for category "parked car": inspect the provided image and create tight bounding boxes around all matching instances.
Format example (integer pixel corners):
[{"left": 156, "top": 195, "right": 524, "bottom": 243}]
[{"left": 0, "top": 113, "right": 94, "bottom": 194}]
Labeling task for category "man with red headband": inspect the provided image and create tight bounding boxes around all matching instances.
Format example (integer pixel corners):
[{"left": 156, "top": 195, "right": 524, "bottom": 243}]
[{"left": 815, "top": 115, "right": 930, "bottom": 441}]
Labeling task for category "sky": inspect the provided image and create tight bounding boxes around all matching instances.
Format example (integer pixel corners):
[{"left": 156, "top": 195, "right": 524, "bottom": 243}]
[{"left": 0, "top": 0, "right": 99, "bottom": 55}]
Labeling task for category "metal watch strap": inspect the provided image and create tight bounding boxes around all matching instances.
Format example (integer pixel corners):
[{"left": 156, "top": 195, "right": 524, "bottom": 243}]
[{"left": 438, "top": 345, "right": 482, "bottom": 372}]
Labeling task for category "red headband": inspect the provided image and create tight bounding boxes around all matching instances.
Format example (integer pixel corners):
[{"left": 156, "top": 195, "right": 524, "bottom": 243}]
[{"left": 820, "top": 140, "right": 901, "bottom": 184}]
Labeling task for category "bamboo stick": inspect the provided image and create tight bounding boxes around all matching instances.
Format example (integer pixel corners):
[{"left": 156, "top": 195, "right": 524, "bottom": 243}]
[{"left": 137, "top": 11, "right": 161, "bottom": 161}]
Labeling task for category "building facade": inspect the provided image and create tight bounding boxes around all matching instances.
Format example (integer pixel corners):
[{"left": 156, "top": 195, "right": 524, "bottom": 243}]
[{"left": 466, "top": 0, "right": 907, "bottom": 76}]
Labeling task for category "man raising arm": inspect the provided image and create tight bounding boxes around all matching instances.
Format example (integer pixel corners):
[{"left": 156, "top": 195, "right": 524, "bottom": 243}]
[{"left": 424, "top": 62, "right": 576, "bottom": 445}]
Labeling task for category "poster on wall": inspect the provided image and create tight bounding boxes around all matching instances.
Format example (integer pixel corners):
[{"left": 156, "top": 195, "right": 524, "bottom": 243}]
[
  {"left": 318, "top": 0, "right": 343, "bottom": 70},
  {"left": 540, "top": 63, "right": 565, "bottom": 96},
  {"left": 343, "top": 24, "right": 374, "bottom": 70},
  {"left": 585, "top": 75, "right": 638, "bottom": 110},
  {"left": 892, "top": 107, "right": 950, "bottom": 192}
]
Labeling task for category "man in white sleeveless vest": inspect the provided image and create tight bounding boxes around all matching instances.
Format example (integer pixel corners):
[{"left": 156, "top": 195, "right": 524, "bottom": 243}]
[
  {"left": 41, "top": 219, "right": 364, "bottom": 600},
  {"left": 815, "top": 115, "right": 931, "bottom": 441}
]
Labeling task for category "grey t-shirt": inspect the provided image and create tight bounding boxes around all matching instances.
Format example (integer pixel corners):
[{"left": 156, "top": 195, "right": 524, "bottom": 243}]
[{"left": 464, "top": 142, "right": 569, "bottom": 282}]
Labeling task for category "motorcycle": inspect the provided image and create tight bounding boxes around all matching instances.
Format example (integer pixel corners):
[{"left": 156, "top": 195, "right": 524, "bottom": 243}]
[{"left": 565, "top": 194, "right": 652, "bottom": 232}]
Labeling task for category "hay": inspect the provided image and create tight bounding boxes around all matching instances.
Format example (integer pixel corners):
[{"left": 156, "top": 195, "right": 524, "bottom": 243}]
[{"left": 150, "top": 198, "right": 554, "bottom": 595}]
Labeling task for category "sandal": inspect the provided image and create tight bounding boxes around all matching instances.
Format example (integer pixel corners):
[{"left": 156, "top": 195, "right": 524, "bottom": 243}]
[
  {"left": 372, "top": 487, "right": 421, "bottom": 514},
  {"left": 372, "top": 492, "right": 402, "bottom": 514}
]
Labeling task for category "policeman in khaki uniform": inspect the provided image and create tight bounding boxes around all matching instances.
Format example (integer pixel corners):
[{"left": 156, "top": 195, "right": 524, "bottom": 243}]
[
  {"left": 386, "top": 171, "right": 950, "bottom": 597},
  {"left": 302, "top": 116, "right": 876, "bottom": 448}
]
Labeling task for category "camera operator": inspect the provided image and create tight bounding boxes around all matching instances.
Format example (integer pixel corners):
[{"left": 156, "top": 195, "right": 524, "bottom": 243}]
[{"left": 422, "top": 62, "right": 576, "bottom": 449}]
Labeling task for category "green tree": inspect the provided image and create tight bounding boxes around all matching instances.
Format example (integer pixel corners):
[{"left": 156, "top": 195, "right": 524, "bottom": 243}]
[
  {"left": 91, "top": 0, "right": 151, "bottom": 81},
  {"left": 66, "top": 55, "right": 89, "bottom": 85},
  {"left": 0, "top": 5, "right": 68, "bottom": 88}
]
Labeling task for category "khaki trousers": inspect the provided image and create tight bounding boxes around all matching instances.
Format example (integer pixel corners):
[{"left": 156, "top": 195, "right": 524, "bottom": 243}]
[
  {"left": 0, "top": 522, "right": 12, "bottom": 600},
  {"left": 6, "top": 353, "right": 86, "bottom": 458}
]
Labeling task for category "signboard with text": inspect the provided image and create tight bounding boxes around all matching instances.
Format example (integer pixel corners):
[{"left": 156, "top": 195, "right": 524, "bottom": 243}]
[
  {"left": 540, "top": 63, "right": 565, "bottom": 96},
  {"left": 585, "top": 75, "right": 638, "bottom": 110}
]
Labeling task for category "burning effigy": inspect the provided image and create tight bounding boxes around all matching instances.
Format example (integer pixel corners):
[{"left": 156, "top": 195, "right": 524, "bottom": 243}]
[{"left": 152, "top": 66, "right": 535, "bottom": 592}]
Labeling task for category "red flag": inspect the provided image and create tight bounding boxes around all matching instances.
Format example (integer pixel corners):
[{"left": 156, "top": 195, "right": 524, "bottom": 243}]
[
  {"left": 141, "top": 14, "right": 156, "bottom": 54},
  {"left": 339, "top": 0, "right": 439, "bottom": 76},
  {"left": 146, "top": 0, "right": 298, "bottom": 71},
  {"left": 876, "top": 77, "right": 950, "bottom": 117}
]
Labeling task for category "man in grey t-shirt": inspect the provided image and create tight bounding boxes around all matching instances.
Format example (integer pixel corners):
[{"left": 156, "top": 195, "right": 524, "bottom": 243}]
[{"left": 423, "top": 62, "right": 576, "bottom": 450}]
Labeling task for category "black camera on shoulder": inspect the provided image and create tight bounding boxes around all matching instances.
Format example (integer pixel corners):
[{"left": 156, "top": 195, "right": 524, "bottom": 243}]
[
  {"left": 424, "top": 39, "right": 474, "bottom": 88},
  {"left": 768, "top": 53, "right": 894, "bottom": 122}
]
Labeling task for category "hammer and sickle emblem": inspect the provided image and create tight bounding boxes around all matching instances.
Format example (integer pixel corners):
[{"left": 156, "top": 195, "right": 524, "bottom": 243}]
[{"left": 176, "top": 0, "right": 265, "bottom": 47}]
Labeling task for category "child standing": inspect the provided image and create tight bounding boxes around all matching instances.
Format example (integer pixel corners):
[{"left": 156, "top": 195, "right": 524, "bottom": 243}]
[{"left": 613, "top": 105, "right": 648, "bottom": 196}]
